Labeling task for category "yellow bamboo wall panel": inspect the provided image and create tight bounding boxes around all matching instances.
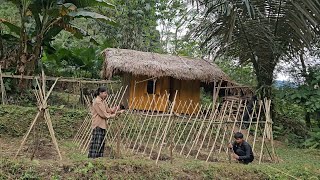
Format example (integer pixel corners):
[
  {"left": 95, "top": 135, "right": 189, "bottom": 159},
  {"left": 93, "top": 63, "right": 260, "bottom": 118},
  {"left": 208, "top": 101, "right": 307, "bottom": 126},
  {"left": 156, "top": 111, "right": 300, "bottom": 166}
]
[
  {"left": 172, "top": 79, "right": 200, "bottom": 114},
  {"left": 129, "top": 75, "right": 169, "bottom": 112}
]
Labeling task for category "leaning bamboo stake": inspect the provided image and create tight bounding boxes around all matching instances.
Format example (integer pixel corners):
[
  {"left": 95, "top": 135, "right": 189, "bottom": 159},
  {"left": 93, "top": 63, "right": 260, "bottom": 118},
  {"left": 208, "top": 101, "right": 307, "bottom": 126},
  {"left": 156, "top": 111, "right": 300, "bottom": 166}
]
[
  {"left": 36, "top": 78, "right": 62, "bottom": 160},
  {"left": 238, "top": 100, "right": 247, "bottom": 132},
  {"left": 206, "top": 102, "right": 228, "bottom": 149},
  {"left": 173, "top": 101, "right": 197, "bottom": 151},
  {"left": 73, "top": 114, "right": 90, "bottom": 143},
  {"left": 195, "top": 103, "right": 220, "bottom": 159},
  {"left": 165, "top": 100, "right": 183, "bottom": 150},
  {"left": 252, "top": 101, "right": 263, "bottom": 151},
  {"left": 245, "top": 101, "right": 257, "bottom": 141},
  {"left": 187, "top": 103, "right": 212, "bottom": 158},
  {"left": 156, "top": 99, "right": 174, "bottom": 147},
  {"left": 188, "top": 106, "right": 206, "bottom": 148},
  {"left": 143, "top": 94, "right": 168, "bottom": 154},
  {"left": 73, "top": 96, "right": 92, "bottom": 144},
  {"left": 206, "top": 101, "right": 229, "bottom": 162},
  {"left": 218, "top": 101, "right": 234, "bottom": 154},
  {"left": 127, "top": 95, "right": 151, "bottom": 148},
  {"left": 156, "top": 91, "right": 177, "bottom": 164},
  {"left": 149, "top": 95, "right": 170, "bottom": 158},
  {"left": 172, "top": 100, "right": 193, "bottom": 150},
  {"left": 110, "top": 98, "right": 137, "bottom": 144},
  {"left": 136, "top": 96, "right": 163, "bottom": 152},
  {"left": 226, "top": 100, "right": 243, "bottom": 155},
  {"left": 259, "top": 99, "right": 270, "bottom": 164},
  {"left": 132, "top": 95, "right": 156, "bottom": 152},
  {"left": 122, "top": 97, "right": 144, "bottom": 144},
  {"left": 180, "top": 104, "right": 203, "bottom": 155},
  {"left": 125, "top": 97, "right": 147, "bottom": 147},
  {"left": 171, "top": 100, "right": 189, "bottom": 140},
  {"left": 76, "top": 116, "right": 92, "bottom": 147},
  {"left": 218, "top": 125, "right": 227, "bottom": 155},
  {"left": 185, "top": 105, "right": 206, "bottom": 148}
]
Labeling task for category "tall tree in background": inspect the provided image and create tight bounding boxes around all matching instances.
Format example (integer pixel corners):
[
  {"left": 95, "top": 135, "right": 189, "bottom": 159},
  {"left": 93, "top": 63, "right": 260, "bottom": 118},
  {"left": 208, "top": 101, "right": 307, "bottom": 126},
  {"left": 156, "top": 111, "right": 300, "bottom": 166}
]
[
  {"left": 98, "top": 0, "right": 162, "bottom": 52},
  {"left": 0, "top": 0, "right": 114, "bottom": 87},
  {"left": 191, "top": 0, "right": 320, "bottom": 98}
]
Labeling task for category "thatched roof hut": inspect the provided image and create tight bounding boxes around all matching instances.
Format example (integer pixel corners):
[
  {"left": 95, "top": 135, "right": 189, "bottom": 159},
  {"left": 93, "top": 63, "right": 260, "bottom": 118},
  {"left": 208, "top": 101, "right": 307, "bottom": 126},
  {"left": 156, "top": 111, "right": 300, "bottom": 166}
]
[
  {"left": 101, "top": 48, "right": 252, "bottom": 114},
  {"left": 101, "top": 48, "right": 232, "bottom": 83}
]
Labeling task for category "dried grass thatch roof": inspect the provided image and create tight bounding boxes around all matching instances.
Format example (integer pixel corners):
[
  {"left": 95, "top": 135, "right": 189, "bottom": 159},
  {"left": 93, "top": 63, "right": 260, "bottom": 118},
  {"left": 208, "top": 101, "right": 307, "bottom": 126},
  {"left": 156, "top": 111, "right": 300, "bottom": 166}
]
[{"left": 101, "top": 48, "right": 232, "bottom": 83}]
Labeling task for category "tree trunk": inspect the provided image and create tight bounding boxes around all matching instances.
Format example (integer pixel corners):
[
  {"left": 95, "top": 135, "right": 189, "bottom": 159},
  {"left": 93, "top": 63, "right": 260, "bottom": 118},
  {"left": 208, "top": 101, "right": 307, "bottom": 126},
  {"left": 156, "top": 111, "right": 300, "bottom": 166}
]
[
  {"left": 251, "top": 55, "right": 277, "bottom": 122},
  {"left": 305, "top": 111, "right": 311, "bottom": 129},
  {"left": 317, "top": 111, "right": 320, "bottom": 128},
  {"left": 252, "top": 56, "right": 277, "bottom": 99}
]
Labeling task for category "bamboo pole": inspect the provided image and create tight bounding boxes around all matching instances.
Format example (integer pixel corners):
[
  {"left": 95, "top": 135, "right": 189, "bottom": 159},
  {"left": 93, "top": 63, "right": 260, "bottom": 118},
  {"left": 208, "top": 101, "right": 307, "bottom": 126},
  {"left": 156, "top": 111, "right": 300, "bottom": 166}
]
[
  {"left": 136, "top": 96, "right": 163, "bottom": 152},
  {"left": 110, "top": 98, "right": 137, "bottom": 144},
  {"left": 218, "top": 101, "right": 234, "bottom": 154},
  {"left": 207, "top": 102, "right": 227, "bottom": 149},
  {"left": 195, "top": 103, "right": 220, "bottom": 159},
  {"left": 156, "top": 91, "right": 177, "bottom": 164},
  {"left": 171, "top": 100, "right": 188, "bottom": 139},
  {"left": 156, "top": 100, "right": 174, "bottom": 147},
  {"left": 127, "top": 95, "right": 151, "bottom": 148},
  {"left": 187, "top": 103, "right": 212, "bottom": 158},
  {"left": 252, "top": 101, "right": 263, "bottom": 151},
  {"left": 226, "top": 100, "right": 243, "bottom": 155},
  {"left": 239, "top": 100, "right": 247, "bottom": 132},
  {"left": 180, "top": 104, "right": 203, "bottom": 155},
  {"left": 172, "top": 100, "right": 193, "bottom": 150},
  {"left": 15, "top": 111, "right": 41, "bottom": 158},
  {"left": 143, "top": 94, "right": 168, "bottom": 154},
  {"left": 173, "top": 101, "right": 197, "bottom": 151},
  {"left": 122, "top": 97, "right": 144, "bottom": 144},
  {"left": 259, "top": 99, "right": 270, "bottom": 164},
  {"left": 131, "top": 95, "right": 156, "bottom": 152},
  {"left": 206, "top": 101, "right": 229, "bottom": 162},
  {"left": 73, "top": 114, "right": 90, "bottom": 143},
  {"left": 165, "top": 100, "right": 183, "bottom": 150},
  {"left": 245, "top": 101, "right": 257, "bottom": 141},
  {"left": 188, "top": 106, "right": 206, "bottom": 148},
  {"left": 149, "top": 95, "right": 170, "bottom": 158},
  {"left": 1, "top": 74, "right": 118, "bottom": 84}
]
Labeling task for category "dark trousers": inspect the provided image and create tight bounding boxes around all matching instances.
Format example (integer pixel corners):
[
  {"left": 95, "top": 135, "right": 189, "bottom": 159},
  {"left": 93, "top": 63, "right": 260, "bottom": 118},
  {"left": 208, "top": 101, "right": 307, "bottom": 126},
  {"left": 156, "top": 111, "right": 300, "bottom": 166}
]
[
  {"left": 88, "top": 127, "right": 106, "bottom": 158},
  {"left": 235, "top": 149, "right": 254, "bottom": 164}
]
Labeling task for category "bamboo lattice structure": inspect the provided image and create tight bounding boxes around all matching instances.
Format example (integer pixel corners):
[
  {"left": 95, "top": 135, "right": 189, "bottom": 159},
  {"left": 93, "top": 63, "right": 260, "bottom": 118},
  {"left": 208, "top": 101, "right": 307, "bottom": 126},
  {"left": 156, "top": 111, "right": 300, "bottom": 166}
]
[{"left": 74, "top": 88, "right": 275, "bottom": 164}]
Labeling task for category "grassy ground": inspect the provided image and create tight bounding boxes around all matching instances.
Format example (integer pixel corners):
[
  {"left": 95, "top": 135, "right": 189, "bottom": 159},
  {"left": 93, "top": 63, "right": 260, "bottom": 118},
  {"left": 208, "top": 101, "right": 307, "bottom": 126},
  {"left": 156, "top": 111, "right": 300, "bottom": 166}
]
[{"left": 0, "top": 105, "right": 319, "bottom": 179}]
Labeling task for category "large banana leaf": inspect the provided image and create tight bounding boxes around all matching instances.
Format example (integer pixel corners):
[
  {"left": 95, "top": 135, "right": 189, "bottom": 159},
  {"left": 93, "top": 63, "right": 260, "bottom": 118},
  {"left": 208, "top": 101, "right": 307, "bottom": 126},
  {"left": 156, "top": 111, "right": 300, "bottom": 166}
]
[
  {"left": 0, "top": 18, "right": 21, "bottom": 36},
  {"left": 68, "top": 10, "right": 116, "bottom": 25}
]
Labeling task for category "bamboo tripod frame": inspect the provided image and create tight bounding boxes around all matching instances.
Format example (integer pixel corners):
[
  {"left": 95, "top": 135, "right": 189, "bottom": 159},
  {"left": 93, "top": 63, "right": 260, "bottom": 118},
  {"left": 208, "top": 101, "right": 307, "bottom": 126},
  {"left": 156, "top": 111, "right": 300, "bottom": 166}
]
[{"left": 15, "top": 73, "right": 62, "bottom": 160}]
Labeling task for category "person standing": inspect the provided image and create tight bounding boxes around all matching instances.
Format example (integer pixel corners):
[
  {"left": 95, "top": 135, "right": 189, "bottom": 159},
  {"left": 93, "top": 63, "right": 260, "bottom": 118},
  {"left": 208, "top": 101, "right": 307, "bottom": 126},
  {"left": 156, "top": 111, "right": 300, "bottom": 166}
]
[{"left": 88, "top": 86, "right": 122, "bottom": 158}]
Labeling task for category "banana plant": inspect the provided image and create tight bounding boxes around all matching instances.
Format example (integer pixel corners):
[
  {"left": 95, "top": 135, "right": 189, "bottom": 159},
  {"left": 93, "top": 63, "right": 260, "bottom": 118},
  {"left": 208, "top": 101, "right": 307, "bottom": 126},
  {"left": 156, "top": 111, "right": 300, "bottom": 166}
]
[{"left": 0, "top": 0, "right": 115, "bottom": 84}]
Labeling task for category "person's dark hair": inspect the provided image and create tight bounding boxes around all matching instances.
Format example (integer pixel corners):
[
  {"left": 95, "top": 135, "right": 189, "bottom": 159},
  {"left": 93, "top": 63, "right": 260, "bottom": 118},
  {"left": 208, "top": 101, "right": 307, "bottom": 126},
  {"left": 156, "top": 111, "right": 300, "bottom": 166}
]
[
  {"left": 234, "top": 132, "right": 243, "bottom": 139},
  {"left": 94, "top": 86, "right": 108, "bottom": 97}
]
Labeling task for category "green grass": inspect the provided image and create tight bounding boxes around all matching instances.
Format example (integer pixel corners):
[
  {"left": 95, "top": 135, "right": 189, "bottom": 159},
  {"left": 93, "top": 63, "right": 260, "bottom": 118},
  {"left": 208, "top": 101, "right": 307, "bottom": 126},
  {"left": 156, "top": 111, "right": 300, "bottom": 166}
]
[{"left": 0, "top": 104, "right": 319, "bottom": 179}]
